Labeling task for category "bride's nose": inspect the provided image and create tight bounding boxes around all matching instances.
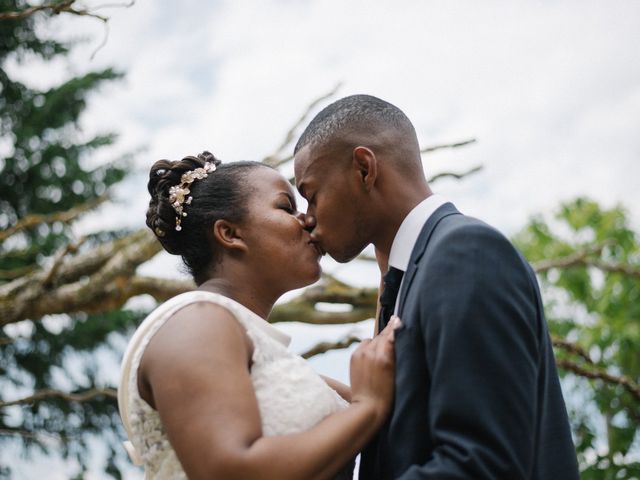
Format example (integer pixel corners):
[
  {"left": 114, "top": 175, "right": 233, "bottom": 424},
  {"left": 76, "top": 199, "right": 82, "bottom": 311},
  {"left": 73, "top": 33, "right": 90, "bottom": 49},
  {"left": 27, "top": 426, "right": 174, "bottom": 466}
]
[
  {"left": 296, "top": 212, "right": 316, "bottom": 233},
  {"left": 301, "top": 212, "right": 316, "bottom": 232}
]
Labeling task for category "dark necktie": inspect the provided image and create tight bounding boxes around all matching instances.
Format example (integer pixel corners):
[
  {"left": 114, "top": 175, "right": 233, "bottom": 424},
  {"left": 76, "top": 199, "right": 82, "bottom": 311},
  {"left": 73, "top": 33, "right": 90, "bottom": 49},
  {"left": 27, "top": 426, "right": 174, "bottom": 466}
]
[{"left": 378, "top": 266, "right": 404, "bottom": 331}]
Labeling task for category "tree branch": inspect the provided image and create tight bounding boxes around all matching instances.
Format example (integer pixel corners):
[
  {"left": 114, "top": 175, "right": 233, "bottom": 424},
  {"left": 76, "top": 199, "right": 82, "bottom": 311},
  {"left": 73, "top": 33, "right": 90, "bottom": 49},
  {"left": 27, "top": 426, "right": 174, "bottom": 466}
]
[
  {"left": 0, "top": 1, "right": 108, "bottom": 22},
  {"left": 301, "top": 335, "right": 362, "bottom": 359},
  {"left": 588, "top": 259, "right": 640, "bottom": 278},
  {"left": 0, "top": 195, "right": 108, "bottom": 243},
  {"left": 1, "top": 228, "right": 150, "bottom": 298},
  {"left": 532, "top": 241, "right": 612, "bottom": 273},
  {"left": 532, "top": 240, "right": 640, "bottom": 278},
  {"left": 428, "top": 165, "right": 483, "bottom": 184},
  {"left": 556, "top": 359, "right": 640, "bottom": 402},
  {"left": 270, "top": 274, "right": 377, "bottom": 324},
  {"left": 420, "top": 138, "right": 476, "bottom": 154},
  {"left": 41, "top": 235, "right": 88, "bottom": 288},
  {"left": 0, "top": 1, "right": 136, "bottom": 59},
  {"left": 0, "top": 388, "right": 116, "bottom": 408},
  {"left": 262, "top": 83, "right": 342, "bottom": 168},
  {"left": 551, "top": 336, "right": 594, "bottom": 365},
  {"left": 0, "top": 265, "right": 36, "bottom": 281},
  {"left": 0, "top": 229, "right": 162, "bottom": 326}
]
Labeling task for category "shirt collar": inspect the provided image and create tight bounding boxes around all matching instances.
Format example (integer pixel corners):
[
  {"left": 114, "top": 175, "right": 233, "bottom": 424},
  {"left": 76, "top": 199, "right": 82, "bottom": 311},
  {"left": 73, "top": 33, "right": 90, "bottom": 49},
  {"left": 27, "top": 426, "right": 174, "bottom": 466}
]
[{"left": 388, "top": 194, "right": 449, "bottom": 271}]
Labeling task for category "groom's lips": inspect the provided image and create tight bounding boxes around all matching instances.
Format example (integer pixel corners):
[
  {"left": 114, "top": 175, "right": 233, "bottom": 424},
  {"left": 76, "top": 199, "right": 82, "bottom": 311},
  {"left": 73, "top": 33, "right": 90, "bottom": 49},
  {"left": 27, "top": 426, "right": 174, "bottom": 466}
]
[{"left": 310, "top": 242, "right": 325, "bottom": 256}]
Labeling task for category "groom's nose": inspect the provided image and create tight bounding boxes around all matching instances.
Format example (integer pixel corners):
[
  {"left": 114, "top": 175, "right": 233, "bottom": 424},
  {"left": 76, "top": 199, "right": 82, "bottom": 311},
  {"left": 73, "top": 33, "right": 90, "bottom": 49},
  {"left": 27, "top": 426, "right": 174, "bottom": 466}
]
[{"left": 303, "top": 213, "right": 316, "bottom": 232}]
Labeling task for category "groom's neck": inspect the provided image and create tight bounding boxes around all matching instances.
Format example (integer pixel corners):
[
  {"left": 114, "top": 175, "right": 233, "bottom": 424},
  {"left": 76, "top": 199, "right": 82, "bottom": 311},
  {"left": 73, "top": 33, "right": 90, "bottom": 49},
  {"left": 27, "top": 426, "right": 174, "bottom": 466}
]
[{"left": 371, "top": 182, "right": 432, "bottom": 258}]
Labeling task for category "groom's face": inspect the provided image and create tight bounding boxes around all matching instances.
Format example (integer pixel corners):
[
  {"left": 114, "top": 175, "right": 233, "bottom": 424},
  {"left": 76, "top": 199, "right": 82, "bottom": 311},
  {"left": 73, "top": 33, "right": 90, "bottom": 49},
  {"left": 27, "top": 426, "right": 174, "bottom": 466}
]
[{"left": 294, "top": 144, "right": 371, "bottom": 263}]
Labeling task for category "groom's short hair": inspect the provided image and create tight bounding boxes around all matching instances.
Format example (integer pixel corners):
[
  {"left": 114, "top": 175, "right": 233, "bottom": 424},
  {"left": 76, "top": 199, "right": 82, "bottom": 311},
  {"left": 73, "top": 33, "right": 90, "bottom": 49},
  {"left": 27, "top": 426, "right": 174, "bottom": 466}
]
[{"left": 294, "top": 94, "right": 417, "bottom": 154}]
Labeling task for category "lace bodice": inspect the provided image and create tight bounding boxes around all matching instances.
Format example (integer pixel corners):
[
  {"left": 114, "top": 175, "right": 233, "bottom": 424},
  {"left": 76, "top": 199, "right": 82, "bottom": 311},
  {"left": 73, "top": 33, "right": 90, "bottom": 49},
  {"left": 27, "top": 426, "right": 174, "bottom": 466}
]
[{"left": 118, "top": 291, "right": 354, "bottom": 479}]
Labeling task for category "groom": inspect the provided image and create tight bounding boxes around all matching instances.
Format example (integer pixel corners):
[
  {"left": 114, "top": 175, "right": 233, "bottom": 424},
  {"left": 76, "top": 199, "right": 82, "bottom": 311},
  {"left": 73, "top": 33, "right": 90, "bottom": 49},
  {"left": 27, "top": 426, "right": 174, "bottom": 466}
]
[{"left": 293, "top": 95, "right": 579, "bottom": 479}]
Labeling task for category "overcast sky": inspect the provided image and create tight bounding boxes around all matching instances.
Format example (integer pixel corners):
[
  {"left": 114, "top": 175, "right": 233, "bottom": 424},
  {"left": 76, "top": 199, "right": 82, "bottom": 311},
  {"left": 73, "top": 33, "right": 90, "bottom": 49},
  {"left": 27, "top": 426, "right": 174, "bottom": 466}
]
[
  {"left": 6, "top": 1, "right": 640, "bottom": 477},
  {"left": 16, "top": 0, "right": 634, "bottom": 236}
]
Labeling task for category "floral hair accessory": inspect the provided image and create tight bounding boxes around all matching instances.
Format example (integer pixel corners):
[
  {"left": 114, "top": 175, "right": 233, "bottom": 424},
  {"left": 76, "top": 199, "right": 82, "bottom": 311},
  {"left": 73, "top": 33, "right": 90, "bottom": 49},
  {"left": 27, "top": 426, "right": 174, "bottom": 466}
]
[{"left": 169, "top": 162, "right": 217, "bottom": 231}]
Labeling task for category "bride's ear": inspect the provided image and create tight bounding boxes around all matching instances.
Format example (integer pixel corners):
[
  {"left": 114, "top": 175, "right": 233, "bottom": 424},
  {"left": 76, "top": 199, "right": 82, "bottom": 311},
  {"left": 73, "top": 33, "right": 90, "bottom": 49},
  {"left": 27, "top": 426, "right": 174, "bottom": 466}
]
[{"left": 211, "top": 219, "right": 248, "bottom": 252}]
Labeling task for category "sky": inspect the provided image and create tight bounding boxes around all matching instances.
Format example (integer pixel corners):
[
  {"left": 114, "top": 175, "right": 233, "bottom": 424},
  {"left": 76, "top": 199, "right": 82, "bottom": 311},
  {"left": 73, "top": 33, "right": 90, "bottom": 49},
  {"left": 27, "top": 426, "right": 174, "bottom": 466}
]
[
  {"left": 15, "top": 0, "right": 636, "bottom": 235},
  {"left": 4, "top": 0, "right": 640, "bottom": 477}
]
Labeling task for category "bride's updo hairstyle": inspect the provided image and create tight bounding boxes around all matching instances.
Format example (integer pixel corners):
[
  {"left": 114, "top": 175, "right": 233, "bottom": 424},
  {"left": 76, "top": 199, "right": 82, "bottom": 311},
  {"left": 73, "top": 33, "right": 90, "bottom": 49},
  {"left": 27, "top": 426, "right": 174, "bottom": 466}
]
[{"left": 146, "top": 151, "right": 269, "bottom": 285}]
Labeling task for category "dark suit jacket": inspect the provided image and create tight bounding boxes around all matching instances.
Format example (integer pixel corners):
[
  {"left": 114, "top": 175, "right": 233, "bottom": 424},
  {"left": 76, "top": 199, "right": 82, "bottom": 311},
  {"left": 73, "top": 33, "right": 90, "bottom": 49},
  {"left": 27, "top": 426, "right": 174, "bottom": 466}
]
[{"left": 359, "top": 203, "right": 579, "bottom": 479}]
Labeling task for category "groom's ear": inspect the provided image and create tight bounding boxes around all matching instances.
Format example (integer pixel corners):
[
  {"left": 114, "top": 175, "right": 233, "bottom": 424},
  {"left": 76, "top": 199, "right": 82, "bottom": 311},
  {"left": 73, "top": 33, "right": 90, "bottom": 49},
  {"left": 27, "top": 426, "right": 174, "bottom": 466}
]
[
  {"left": 352, "top": 146, "right": 377, "bottom": 192},
  {"left": 211, "top": 219, "right": 248, "bottom": 253}
]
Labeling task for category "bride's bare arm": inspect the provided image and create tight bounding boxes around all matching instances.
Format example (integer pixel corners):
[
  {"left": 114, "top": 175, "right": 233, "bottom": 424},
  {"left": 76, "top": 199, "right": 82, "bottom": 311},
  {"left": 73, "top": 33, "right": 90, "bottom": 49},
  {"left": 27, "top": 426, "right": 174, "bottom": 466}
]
[{"left": 139, "top": 302, "right": 396, "bottom": 480}]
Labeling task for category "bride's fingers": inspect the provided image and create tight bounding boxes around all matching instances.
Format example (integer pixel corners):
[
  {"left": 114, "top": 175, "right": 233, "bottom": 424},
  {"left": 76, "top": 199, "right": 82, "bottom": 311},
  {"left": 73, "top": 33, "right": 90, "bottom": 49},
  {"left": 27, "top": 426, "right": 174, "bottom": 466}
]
[
  {"left": 378, "top": 316, "right": 403, "bottom": 342},
  {"left": 371, "top": 318, "right": 400, "bottom": 363},
  {"left": 387, "top": 315, "right": 403, "bottom": 331}
]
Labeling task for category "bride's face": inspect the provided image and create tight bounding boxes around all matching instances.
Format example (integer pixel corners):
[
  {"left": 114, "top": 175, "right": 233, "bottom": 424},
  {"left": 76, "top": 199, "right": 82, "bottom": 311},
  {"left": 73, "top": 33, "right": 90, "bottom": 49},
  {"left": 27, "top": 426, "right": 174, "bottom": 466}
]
[{"left": 240, "top": 168, "right": 323, "bottom": 291}]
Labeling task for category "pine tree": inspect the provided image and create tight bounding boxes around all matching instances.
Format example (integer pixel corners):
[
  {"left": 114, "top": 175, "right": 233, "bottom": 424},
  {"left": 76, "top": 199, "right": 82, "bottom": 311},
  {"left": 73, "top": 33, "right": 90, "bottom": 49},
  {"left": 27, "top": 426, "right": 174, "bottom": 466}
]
[{"left": 0, "top": 1, "right": 137, "bottom": 476}]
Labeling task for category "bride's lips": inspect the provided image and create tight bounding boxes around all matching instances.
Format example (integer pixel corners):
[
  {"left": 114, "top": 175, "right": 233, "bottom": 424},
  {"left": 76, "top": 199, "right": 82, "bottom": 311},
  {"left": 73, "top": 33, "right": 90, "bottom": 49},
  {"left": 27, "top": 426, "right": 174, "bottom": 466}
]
[{"left": 310, "top": 242, "right": 325, "bottom": 257}]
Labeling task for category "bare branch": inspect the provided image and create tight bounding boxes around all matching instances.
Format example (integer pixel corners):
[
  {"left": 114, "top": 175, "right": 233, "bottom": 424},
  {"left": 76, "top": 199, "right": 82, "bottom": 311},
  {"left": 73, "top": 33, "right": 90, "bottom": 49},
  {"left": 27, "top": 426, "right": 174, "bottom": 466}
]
[
  {"left": 89, "top": 20, "right": 110, "bottom": 60},
  {"left": 531, "top": 240, "right": 640, "bottom": 278},
  {"left": 0, "top": 388, "right": 116, "bottom": 408},
  {"left": 0, "top": 265, "right": 36, "bottom": 281},
  {"left": 420, "top": 138, "right": 477, "bottom": 154},
  {"left": 428, "top": 165, "right": 483, "bottom": 184},
  {"left": 301, "top": 335, "right": 362, "bottom": 359},
  {"left": 96, "top": 275, "right": 194, "bottom": 309},
  {"left": 270, "top": 304, "right": 374, "bottom": 325},
  {"left": 42, "top": 235, "right": 88, "bottom": 288},
  {"left": 270, "top": 275, "right": 377, "bottom": 324},
  {"left": 532, "top": 241, "right": 612, "bottom": 273},
  {"left": 0, "top": 1, "right": 108, "bottom": 22},
  {"left": 1, "top": 228, "right": 150, "bottom": 298},
  {"left": 0, "top": 1, "right": 136, "bottom": 58},
  {"left": 551, "top": 336, "right": 593, "bottom": 365},
  {"left": 262, "top": 83, "right": 342, "bottom": 167},
  {"left": 588, "top": 259, "right": 640, "bottom": 278},
  {"left": 0, "top": 229, "right": 162, "bottom": 326},
  {"left": 556, "top": 359, "right": 640, "bottom": 402},
  {"left": 0, "top": 0, "right": 73, "bottom": 20},
  {"left": 0, "top": 195, "right": 108, "bottom": 243},
  {"left": 128, "top": 275, "right": 194, "bottom": 300}
]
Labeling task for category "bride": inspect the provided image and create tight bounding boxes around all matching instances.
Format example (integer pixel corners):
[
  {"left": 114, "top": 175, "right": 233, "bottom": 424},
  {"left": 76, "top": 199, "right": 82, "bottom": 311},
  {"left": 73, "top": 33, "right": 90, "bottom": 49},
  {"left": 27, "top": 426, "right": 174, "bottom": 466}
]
[{"left": 118, "top": 151, "right": 399, "bottom": 479}]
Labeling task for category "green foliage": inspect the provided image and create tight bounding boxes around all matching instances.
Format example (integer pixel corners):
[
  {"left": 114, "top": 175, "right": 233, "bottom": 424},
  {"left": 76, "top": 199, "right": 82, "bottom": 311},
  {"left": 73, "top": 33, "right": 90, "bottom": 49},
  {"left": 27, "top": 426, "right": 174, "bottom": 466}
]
[
  {"left": 514, "top": 197, "right": 640, "bottom": 477},
  {"left": 0, "top": 1, "right": 138, "bottom": 476}
]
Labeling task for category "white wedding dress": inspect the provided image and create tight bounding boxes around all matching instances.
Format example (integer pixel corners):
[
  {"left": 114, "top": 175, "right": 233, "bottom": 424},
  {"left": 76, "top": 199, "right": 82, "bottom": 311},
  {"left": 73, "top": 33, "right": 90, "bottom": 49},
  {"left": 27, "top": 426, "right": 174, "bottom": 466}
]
[{"left": 118, "top": 291, "right": 354, "bottom": 479}]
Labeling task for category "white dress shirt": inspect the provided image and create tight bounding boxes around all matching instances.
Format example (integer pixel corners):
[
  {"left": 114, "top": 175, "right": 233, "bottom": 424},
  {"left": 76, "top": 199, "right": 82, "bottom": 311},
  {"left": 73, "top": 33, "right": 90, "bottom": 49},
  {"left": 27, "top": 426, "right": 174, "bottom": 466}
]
[
  {"left": 389, "top": 194, "right": 450, "bottom": 271},
  {"left": 388, "top": 194, "right": 451, "bottom": 314}
]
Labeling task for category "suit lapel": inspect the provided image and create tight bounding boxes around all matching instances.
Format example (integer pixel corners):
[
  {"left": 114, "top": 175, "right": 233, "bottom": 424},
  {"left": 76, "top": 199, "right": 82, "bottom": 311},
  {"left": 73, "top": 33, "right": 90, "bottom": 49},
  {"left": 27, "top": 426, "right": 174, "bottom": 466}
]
[{"left": 396, "top": 203, "right": 460, "bottom": 315}]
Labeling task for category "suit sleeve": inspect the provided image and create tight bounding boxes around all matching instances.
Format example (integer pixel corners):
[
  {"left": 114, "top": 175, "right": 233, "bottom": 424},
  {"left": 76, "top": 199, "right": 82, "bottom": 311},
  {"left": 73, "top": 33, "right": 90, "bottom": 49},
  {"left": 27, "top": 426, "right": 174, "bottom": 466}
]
[{"left": 398, "top": 223, "right": 540, "bottom": 479}]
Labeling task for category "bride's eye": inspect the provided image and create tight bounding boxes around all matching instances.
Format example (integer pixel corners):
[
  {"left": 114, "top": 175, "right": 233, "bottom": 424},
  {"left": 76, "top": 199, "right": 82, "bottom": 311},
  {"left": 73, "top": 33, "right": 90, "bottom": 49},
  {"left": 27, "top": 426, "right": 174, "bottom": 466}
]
[
  {"left": 279, "top": 202, "right": 295, "bottom": 213},
  {"left": 277, "top": 193, "right": 297, "bottom": 214}
]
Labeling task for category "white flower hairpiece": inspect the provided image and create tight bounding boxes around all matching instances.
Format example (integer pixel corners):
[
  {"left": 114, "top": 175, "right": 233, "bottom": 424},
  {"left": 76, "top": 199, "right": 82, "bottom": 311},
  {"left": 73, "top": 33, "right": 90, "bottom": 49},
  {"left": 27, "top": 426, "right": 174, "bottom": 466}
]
[{"left": 167, "top": 162, "right": 217, "bottom": 232}]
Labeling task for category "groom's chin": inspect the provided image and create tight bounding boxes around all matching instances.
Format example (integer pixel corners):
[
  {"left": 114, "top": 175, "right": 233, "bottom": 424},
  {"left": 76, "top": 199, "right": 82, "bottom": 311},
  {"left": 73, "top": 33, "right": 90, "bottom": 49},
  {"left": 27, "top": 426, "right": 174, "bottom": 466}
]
[{"left": 329, "top": 248, "right": 363, "bottom": 264}]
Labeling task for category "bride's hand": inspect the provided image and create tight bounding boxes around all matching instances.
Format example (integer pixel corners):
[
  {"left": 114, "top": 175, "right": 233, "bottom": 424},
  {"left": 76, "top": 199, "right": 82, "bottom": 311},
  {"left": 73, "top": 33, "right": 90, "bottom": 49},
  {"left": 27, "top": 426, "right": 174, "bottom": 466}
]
[{"left": 349, "top": 316, "right": 402, "bottom": 425}]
